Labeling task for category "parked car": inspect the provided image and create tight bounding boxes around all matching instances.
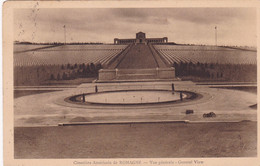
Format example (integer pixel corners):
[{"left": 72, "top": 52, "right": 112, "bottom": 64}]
[
  {"left": 186, "top": 110, "right": 194, "bottom": 114},
  {"left": 203, "top": 112, "right": 216, "bottom": 118}
]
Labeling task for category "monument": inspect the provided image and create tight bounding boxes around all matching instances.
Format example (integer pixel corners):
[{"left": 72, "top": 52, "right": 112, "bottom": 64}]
[
  {"left": 114, "top": 32, "right": 168, "bottom": 45},
  {"left": 98, "top": 32, "right": 175, "bottom": 81}
]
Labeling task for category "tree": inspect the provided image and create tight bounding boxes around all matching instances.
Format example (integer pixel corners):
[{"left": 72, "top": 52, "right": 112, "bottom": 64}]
[
  {"left": 71, "top": 70, "right": 76, "bottom": 79},
  {"left": 96, "top": 63, "right": 102, "bottom": 71},
  {"left": 79, "top": 64, "right": 83, "bottom": 69},
  {"left": 67, "top": 63, "right": 71, "bottom": 69},
  {"left": 57, "top": 73, "right": 61, "bottom": 80},
  {"left": 189, "top": 61, "right": 193, "bottom": 67},
  {"left": 82, "top": 63, "right": 86, "bottom": 69},
  {"left": 77, "top": 69, "right": 81, "bottom": 76},
  {"left": 85, "top": 64, "right": 91, "bottom": 77},
  {"left": 50, "top": 74, "right": 55, "bottom": 80},
  {"left": 173, "top": 62, "right": 178, "bottom": 68},
  {"left": 173, "top": 62, "right": 179, "bottom": 76},
  {"left": 206, "top": 71, "right": 210, "bottom": 78},
  {"left": 62, "top": 72, "right": 67, "bottom": 80},
  {"left": 90, "top": 63, "right": 96, "bottom": 74},
  {"left": 197, "top": 62, "right": 201, "bottom": 67}
]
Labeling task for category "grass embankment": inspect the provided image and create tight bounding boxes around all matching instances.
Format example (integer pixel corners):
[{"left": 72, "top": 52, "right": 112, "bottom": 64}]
[{"left": 14, "top": 90, "right": 61, "bottom": 98}]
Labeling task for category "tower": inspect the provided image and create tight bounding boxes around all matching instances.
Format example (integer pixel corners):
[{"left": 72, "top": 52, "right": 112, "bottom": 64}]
[{"left": 136, "top": 32, "right": 146, "bottom": 44}]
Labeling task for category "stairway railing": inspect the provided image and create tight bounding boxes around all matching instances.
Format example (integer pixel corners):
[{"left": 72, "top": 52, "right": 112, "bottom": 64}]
[
  {"left": 149, "top": 43, "right": 170, "bottom": 67},
  {"left": 107, "top": 44, "right": 133, "bottom": 69}
]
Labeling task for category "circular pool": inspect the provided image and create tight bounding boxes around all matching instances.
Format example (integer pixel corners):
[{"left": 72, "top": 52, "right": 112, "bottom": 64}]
[
  {"left": 85, "top": 90, "right": 186, "bottom": 104},
  {"left": 70, "top": 90, "right": 189, "bottom": 105}
]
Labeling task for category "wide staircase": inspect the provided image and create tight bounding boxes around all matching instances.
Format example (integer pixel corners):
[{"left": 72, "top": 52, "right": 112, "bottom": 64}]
[
  {"left": 99, "top": 43, "right": 175, "bottom": 81},
  {"left": 116, "top": 44, "right": 159, "bottom": 69}
]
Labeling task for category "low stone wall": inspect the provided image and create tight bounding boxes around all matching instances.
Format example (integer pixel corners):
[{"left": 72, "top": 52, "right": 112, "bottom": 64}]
[
  {"left": 157, "top": 67, "right": 175, "bottom": 79},
  {"left": 98, "top": 67, "right": 175, "bottom": 81},
  {"left": 98, "top": 69, "right": 116, "bottom": 80}
]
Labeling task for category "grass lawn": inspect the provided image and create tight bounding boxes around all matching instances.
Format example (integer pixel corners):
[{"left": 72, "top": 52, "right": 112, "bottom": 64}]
[{"left": 14, "top": 121, "right": 256, "bottom": 158}]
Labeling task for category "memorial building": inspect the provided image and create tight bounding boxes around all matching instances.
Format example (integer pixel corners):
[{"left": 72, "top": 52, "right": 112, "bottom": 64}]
[
  {"left": 114, "top": 32, "right": 168, "bottom": 44},
  {"left": 98, "top": 32, "right": 175, "bottom": 81}
]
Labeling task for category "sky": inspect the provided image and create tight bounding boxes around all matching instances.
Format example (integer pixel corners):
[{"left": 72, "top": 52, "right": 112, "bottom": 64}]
[{"left": 14, "top": 8, "right": 256, "bottom": 46}]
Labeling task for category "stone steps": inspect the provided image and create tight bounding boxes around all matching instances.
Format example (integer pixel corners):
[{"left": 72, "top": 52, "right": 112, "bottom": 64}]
[{"left": 117, "top": 74, "right": 157, "bottom": 80}]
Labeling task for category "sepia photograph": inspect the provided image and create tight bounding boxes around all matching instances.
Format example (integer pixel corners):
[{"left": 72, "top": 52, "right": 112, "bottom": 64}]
[{"left": 3, "top": 1, "right": 260, "bottom": 166}]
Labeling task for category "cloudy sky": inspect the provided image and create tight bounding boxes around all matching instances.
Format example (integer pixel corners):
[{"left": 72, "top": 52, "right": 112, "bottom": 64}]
[{"left": 14, "top": 8, "right": 256, "bottom": 46}]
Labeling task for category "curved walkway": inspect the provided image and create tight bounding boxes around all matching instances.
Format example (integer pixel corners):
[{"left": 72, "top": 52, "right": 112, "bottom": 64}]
[{"left": 14, "top": 81, "right": 257, "bottom": 127}]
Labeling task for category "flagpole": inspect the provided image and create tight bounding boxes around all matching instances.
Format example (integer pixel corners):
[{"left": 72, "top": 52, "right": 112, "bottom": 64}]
[
  {"left": 64, "top": 25, "right": 66, "bottom": 44},
  {"left": 215, "top": 26, "right": 217, "bottom": 46}
]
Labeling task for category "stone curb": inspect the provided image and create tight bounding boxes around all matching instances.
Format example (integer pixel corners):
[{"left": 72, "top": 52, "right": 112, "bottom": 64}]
[
  {"left": 58, "top": 120, "right": 190, "bottom": 126},
  {"left": 58, "top": 120, "right": 255, "bottom": 126}
]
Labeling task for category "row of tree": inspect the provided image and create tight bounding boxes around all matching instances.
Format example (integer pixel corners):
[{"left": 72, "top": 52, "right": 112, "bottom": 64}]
[
  {"left": 173, "top": 61, "right": 257, "bottom": 81},
  {"left": 173, "top": 62, "right": 222, "bottom": 79},
  {"left": 15, "top": 41, "right": 104, "bottom": 45},
  {"left": 50, "top": 63, "right": 102, "bottom": 80}
]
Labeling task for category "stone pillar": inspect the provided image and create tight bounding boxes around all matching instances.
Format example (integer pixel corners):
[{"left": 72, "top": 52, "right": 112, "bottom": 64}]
[
  {"left": 95, "top": 85, "right": 98, "bottom": 93},
  {"left": 163, "top": 37, "right": 168, "bottom": 43},
  {"left": 82, "top": 93, "right": 85, "bottom": 102},
  {"left": 114, "top": 38, "right": 118, "bottom": 44},
  {"left": 115, "top": 68, "right": 118, "bottom": 77}
]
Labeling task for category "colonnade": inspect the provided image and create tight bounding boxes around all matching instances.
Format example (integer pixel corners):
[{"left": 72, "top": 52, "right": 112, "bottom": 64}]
[{"left": 114, "top": 37, "right": 168, "bottom": 44}]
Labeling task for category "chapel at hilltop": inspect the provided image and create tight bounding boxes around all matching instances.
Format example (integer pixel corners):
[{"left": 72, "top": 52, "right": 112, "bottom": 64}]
[{"left": 114, "top": 32, "right": 168, "bottom": 45}]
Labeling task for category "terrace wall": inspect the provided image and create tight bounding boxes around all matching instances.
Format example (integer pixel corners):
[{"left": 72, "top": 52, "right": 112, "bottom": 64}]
[
  {"left": 98, "top": 69, "right": 117, "bottom": 80},
  {"left": 98, "top": 68, "right": 175, "bottom": 81}
]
